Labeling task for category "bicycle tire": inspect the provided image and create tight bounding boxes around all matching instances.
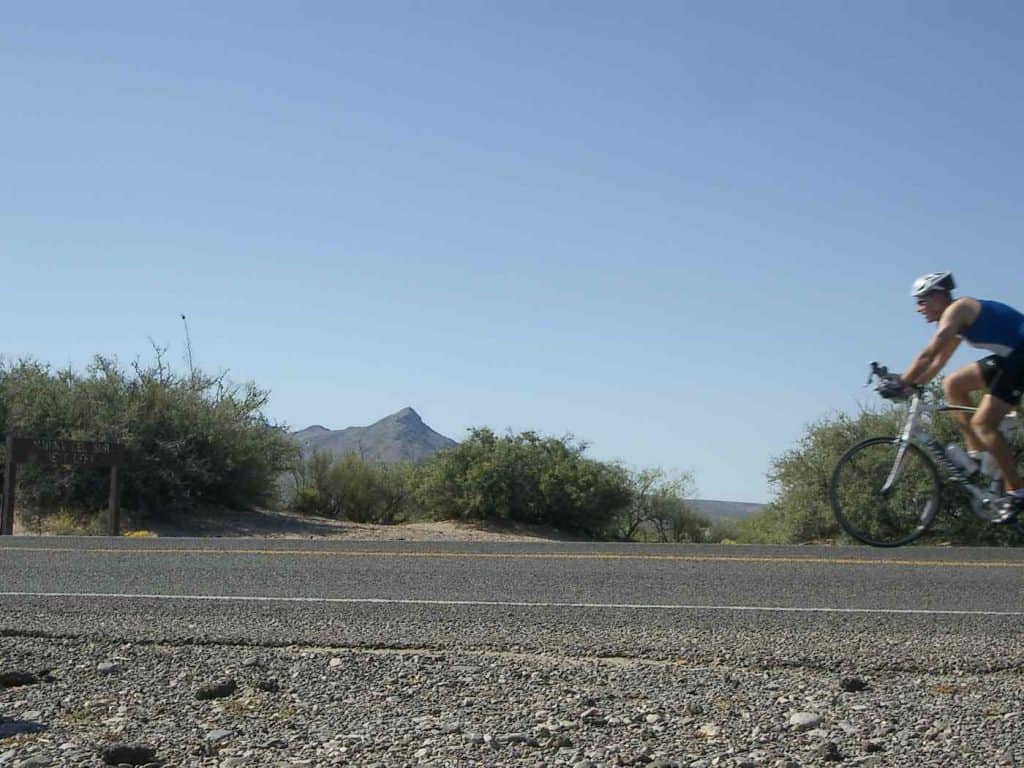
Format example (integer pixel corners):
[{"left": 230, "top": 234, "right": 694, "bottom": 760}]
[{"left": 829, "top": 436, "right": 941, "bottom": 547}]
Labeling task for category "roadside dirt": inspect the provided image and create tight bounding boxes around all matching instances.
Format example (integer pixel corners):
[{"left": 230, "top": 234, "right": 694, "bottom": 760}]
[{"left": 12, "top": 506, "right": 582, "bottom": 542}]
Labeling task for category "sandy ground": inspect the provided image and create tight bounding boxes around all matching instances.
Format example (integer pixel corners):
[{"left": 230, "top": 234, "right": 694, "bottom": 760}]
[{"left": 11, "top": 506, "right": 582, "bottom": 542}]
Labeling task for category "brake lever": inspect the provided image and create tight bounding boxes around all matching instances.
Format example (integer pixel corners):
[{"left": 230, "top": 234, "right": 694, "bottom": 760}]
[{"left": 866, "top": 361, "right": 889, "bottom": 386}]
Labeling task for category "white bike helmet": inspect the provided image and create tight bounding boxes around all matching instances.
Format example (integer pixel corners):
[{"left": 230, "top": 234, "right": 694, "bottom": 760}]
[{"left": 910, "top": 271, "right": 955, "bottom": 297}]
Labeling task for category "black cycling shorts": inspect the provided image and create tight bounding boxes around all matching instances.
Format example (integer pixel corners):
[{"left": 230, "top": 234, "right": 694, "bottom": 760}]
[{"left": 979, "top": 346, "right": 1024, "bottom": 406}]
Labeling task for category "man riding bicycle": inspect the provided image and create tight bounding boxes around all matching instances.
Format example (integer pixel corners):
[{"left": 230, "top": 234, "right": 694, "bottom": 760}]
[{"left": 886, "top": 272, "right": 1024, "bottom": 519}]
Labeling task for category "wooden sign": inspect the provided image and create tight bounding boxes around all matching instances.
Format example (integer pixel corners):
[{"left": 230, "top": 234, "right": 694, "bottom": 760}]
[
  {"left": 1, "top": 435, "right": 126, "bottom": 536},
  {"left": 9, "top": 437, "right": 125, "bottom": 468}
]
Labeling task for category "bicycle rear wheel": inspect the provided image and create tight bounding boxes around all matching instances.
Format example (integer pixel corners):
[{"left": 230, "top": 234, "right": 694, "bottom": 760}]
[{"left": 830, "top": 437, "right": 941, "bottom": 547}]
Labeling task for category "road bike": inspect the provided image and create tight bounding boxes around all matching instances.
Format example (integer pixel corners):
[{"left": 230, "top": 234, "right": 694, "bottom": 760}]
[{"left": 828, "top": 363, "right": 1024, "bottom": 546}]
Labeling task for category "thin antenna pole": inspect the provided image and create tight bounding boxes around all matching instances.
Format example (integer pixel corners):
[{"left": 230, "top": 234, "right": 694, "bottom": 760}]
[{"left": 181, "top": 314, "right": 195, "bottom": 378}]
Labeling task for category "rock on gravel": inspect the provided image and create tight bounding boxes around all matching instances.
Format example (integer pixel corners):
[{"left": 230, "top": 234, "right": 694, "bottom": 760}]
[
  {"left": 99, "top": 743, "right": 157, "bottom": 766},
  {"left": 193, "top": 678, "right": 237, "bottom": 700},
  {"left": 840, "top": 676, "right": 869, "bottom": 692},
  {"left": 788, "top": 711, "right": 822, "bottom": 731},
  {"left": 0, "top": 671, "right": 39, "bottom": 688}
]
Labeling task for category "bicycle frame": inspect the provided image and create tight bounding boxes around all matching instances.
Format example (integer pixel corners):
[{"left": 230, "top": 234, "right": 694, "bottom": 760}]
[{"left": 885, "top": 391, "right": 1019, "bottom": 518}]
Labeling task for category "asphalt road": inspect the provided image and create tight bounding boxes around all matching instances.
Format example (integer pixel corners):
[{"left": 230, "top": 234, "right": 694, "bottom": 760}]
[{"left": 2, "top": 538, "right": 1024, "bottom": 671}]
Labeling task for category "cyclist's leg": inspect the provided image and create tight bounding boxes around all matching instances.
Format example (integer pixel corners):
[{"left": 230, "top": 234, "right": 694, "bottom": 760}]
[
  {"left": 975, "top": 345, "right": 1024, "bottom": 492},
  {"left": 943, "top": 360, "right": 989, "bottom": 451},
  {"left": 972, "top": 395, "right": 1019, "bottom": 489}
]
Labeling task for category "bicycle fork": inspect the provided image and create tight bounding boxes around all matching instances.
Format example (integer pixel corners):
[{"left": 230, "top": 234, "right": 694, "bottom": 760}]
[{"left": 880, "top": 400, "right": 922, "bottom": 494}]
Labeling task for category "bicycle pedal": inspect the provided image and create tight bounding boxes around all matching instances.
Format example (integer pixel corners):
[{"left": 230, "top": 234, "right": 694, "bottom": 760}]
[{"left": 992, "top": 498, "right": 1022, "bottom": 524}]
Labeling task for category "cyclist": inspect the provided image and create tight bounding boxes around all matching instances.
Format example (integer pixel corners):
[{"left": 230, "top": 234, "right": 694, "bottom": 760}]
[{"left": 886, "top": 272, "right": 1024, "bottom": 519}]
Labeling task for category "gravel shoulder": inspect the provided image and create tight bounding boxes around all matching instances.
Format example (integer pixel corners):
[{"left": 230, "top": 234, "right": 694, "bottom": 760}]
[{"left": 2, "top": 632, "right": 1022, "bottom": 768}]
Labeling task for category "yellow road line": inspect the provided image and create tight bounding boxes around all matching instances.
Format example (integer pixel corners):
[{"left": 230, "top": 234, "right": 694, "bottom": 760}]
[{"left": 1, "top": 546, "right": 1023, "bottom": 568}]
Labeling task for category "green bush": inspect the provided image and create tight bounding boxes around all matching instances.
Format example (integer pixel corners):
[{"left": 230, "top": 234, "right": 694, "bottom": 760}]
[
  {"left": 414, "top": 428, "right": 632, "bottom": 536},
  {"left": 617, "top": 468, "right": 708, "bottom": 542},
  {"left": 647, "top": 492, "right": 708, "bottom": 543},
  {"left": 705, "top": 517, "right": 741, "bottom": 544},
  {"left": 288, "top": 452, "right": 414, "bottom": 523},
  {"left": 0, "top": 353, "right": 297, "bottom": 521},
  {"left": 290, "top": 486, "right": 325, "bottom": 517}
]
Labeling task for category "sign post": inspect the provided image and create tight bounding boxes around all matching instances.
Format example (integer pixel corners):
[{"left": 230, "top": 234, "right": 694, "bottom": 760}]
[
  {"left": 1, "top": 436, "right": 16, "bottom": 536},
  {"left": 1, "top": 437, "right": 125, "bottom": 536}
]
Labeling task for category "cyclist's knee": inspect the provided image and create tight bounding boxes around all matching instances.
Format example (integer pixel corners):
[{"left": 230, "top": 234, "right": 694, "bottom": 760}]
[
  {"left": 970, "top": 412, "right": 1000, "bottom": 440},
  {"left": 943, "top": 373, "right": 973, "bottom": 402}
]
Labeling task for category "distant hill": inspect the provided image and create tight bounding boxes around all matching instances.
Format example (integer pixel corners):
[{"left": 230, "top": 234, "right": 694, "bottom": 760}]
[
  {"left": 686, "top": 499, "right": 766, "bottom": 521},
  {"left": 291, "top": 407, "right": 457, "bottom": 464}
]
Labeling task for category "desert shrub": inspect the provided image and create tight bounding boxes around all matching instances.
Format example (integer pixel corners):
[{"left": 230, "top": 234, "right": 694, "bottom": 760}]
[
  {"left": 0, "top": 353, "right": 297, "bottom": 522},
  {"left": 616, "top": 468, "right": 708, "bottom": 542},
  {"left": 705, "top": 517, "right": 741, "bottom": 544},
  {"left": 290, "top": 487, "right": 325, "bottom": 517},
  {"left": 44, "top": 509, "right": 108, "bottom": 536},
  {"left": 648, "top": 492, "right": 709, "bottom": 543},
  {"left": 288, "top": 452, "right": 415, "bottom": 524},
  {"left": 414, "top": 428, "right": 632, "bottom": 536}
]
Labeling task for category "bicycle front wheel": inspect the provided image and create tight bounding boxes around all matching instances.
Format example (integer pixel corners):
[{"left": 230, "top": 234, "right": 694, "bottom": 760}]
[{"left": 830, "top": 437, "right": 941, "bottom": 547}]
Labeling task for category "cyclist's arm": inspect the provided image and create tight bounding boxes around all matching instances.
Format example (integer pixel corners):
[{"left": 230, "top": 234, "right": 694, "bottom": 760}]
[
  {"left": 902, "top": 303, "right": 970, "bottom": 385},
  {"left": 914, "top": 334, "right": 961, "bottom": 383}
]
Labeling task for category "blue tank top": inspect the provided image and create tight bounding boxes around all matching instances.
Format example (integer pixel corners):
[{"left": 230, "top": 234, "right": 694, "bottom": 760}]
[{"left": 960, "top": 300, "right": 1024, "bottom": 357}]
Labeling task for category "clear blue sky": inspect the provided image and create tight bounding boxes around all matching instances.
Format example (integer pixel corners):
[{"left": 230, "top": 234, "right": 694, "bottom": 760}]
[{"left": 3, "top": 2, "right": 1022, "bottom": 503}]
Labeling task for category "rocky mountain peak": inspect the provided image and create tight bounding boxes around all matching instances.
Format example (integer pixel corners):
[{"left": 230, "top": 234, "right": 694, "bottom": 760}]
[
  {"left": 391, "top": 407, "right": 422, "bottom": 423},
  {"left": 291, "top": 407, "right": 456, "bottom": 464}
]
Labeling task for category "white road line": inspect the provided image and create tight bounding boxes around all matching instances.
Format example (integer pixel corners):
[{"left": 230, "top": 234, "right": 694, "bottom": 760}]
[{"left": 2, "top": 591, "right": 1023, "bottom": 617}]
